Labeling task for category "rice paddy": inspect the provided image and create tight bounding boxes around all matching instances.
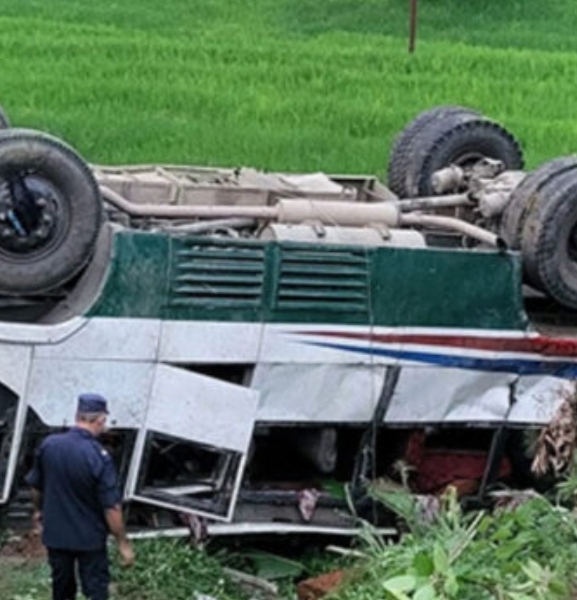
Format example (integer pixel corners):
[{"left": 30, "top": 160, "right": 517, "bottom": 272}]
[{"left": 0, "top": 0, "right": 576, "bottom": 175}]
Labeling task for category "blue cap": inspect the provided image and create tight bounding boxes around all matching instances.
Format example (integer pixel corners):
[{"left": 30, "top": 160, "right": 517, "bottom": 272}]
[{"left": 77, "top": 393, "right": 109, "bottom": 414}]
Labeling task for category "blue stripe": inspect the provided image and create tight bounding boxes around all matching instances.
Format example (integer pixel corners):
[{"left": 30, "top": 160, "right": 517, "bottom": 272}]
[{"left": 307, "top": 341, "right": 577, "bottom": 378}]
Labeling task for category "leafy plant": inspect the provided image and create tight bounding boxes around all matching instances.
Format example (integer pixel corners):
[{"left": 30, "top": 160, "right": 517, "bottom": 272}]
[
  {"left": 239, "top": 550, "right": 305, "bottom": 580},
  {"left": 111, "top": 538, "right": 245, "bottom": 600},
  {"left": 333, "top": 487, "right": 577, "bottom": 600}
]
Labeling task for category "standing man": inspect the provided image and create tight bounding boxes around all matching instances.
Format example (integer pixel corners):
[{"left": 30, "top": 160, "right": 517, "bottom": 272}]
[{"left": 26, "top": 393, "right": 135, "bottom": 600}]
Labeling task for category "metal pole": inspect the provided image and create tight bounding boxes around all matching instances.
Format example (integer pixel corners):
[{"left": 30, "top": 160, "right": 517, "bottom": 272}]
[
  {"left": 400, "top": 213, "right": 505, "bottom": 248},
  {"left": 409, "top": 0, "right": 418, "bottom": 53}
]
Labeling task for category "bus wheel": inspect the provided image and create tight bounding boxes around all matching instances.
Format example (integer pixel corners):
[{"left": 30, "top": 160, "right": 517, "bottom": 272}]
[{"left": 0, "top": 129, "right": 102, "bottom": 295}]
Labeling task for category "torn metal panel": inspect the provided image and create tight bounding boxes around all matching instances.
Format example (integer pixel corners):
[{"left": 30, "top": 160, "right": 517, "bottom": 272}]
[
  {"left": 385, "top": 368, "right": 566, "bottom": 425},
  {"left": 252, "top": 363, "right": 381, "bottom": 422},
  {"left": 125, "top": 364, "right": 259, "bottom": 521}
]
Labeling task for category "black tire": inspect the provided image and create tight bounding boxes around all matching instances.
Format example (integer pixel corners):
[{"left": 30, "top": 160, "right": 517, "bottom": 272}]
[
  {"left": 0, "top": 106, "right": 9, "bottom": 129},
  {"left": 0, "top": 129, "right": 103, "bottom": 294},
  {"left": 403, "top": 117, "right": 524, "bottom": 198},
  {"left": 388, "top": 106, "right": 480, "bottom": 198},
  {"left": 520, "top": 169, "right": 577, "bottom": 308},
  {"left": 500, "top": 157, "right": 577, "bottom": 250}
]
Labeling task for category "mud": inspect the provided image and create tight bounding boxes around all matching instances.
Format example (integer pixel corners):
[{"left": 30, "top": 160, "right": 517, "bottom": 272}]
[{"left": 0, "top": 529, "right": 46, "bottom": 561}]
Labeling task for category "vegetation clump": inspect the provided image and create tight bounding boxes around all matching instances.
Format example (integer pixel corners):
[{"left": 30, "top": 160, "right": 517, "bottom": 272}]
[
  {"left": 110, "top": 538, "right": 243, "bottom": 600},
  {"left": 333, "top": 485, "right": 577, "bottom": 600}
]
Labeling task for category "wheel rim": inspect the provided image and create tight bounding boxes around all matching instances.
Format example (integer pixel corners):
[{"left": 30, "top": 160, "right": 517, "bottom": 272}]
[
  {"left": 451, "top": 150, "right": 487, "bottom": 169},
  {"left": 0, "top": 172, "right": 70, "bottom": 261}
]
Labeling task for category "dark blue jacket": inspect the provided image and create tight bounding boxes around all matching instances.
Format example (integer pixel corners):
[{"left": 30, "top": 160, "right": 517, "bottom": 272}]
[{"left": 25, "top": 427, "right": 121, "bottom": 551}]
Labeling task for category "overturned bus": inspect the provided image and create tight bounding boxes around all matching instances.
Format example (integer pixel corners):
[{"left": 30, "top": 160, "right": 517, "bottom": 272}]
[{"left": 1, "top": 105, "right": 577, "bottom": 535}]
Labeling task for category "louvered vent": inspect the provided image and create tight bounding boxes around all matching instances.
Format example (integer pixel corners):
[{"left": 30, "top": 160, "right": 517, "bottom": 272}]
[
  {"left": 169, "top": 239, "right": 265, "bottom": 308},
  {"left": 275, "top": 246, "right": 369, "bottom": 312}
]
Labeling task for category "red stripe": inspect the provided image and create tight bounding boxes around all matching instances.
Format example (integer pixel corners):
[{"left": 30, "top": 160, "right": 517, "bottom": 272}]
[{"left": 300, "top": 331, "right": 577, "bottom": 358}]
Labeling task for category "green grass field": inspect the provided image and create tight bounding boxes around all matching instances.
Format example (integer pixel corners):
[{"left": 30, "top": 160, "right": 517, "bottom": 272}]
[{"left": 0, "top": 1, "right": 576, "bottom": 179}]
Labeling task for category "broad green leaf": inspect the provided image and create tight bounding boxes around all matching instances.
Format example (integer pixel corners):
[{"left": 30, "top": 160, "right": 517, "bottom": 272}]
[
  {"left": 476, "top": 514, "right": 493, "bottom": 534},
  {"left": 243, "top": 550, "right": 304, "bottom": 580},
  {"left": 548, "top": 577, "right": 569, "bottom": 596},
  {"left": 443, "top": 570, "right": 459, "bottom": 597},
  {"left": 432, "top": 544, "right": 449, "bottom": 573},
  {"left": 521, "top": 559, "right": 544, "bottom": 582},
  {"left": 383, "top": 574, "right": 417, "bottom": 594},
  {"left": 494, "top": 540, "right": 524, "bottom": 561},
  {"left": 413, "top": 583, "right": 437, "bottom": 600},
  {"left": 508, "top": 593, "right": 534, "bottom": 600},
  {"left": 412, "top": 552, "right": 434, "bottom": 577}
]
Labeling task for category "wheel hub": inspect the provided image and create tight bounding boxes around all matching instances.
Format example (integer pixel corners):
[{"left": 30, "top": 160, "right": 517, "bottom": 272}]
[{"left": 0, "top": 175, "right": 60, "bottom": 254}]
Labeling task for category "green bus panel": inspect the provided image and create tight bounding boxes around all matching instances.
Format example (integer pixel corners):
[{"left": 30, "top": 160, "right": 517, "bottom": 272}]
[
  {"left": 88, "top": 232, "right": 170, "bottom": 318},
  {"left": 370, "top": 247, "right": 527, "bottom": 329},
  {"left": 88, "top": 231, "right": 528, "bottom": 331},
  {"left": 264, "top": 242, "right": 372, "bottom": 325},
  {"left": 163, "top": 236, "right": 267, "bottom": 322}
]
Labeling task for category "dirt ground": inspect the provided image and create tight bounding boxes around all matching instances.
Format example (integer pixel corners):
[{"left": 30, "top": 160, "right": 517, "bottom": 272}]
[{"left": 1, "top": 529, "right": 47, "bottom": 561}]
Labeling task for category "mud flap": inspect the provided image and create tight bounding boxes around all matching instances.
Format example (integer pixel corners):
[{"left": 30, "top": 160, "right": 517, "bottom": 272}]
[{"left": 124, "top": 365, "right": 259, "bottom": 522}]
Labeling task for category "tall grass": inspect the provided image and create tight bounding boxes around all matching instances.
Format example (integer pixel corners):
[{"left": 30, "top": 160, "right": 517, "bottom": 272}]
[{"left": 0, "top": 0, "right": 576, "bottom": 174}]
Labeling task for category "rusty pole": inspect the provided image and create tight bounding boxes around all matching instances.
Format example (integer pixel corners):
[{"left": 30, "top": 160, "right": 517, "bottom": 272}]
[{"left": 408, "top": 0, "right": 418, "bottom": 53}]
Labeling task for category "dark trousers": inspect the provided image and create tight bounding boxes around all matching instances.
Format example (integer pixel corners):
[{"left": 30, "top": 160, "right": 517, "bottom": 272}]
[{"left": 47, "top": 547, "right": 110, "bottom": 600}]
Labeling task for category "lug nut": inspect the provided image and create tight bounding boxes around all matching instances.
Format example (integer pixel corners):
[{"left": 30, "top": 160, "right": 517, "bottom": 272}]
[{"left": 36, "top": 226, "right": 49, "bottom": 239}]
